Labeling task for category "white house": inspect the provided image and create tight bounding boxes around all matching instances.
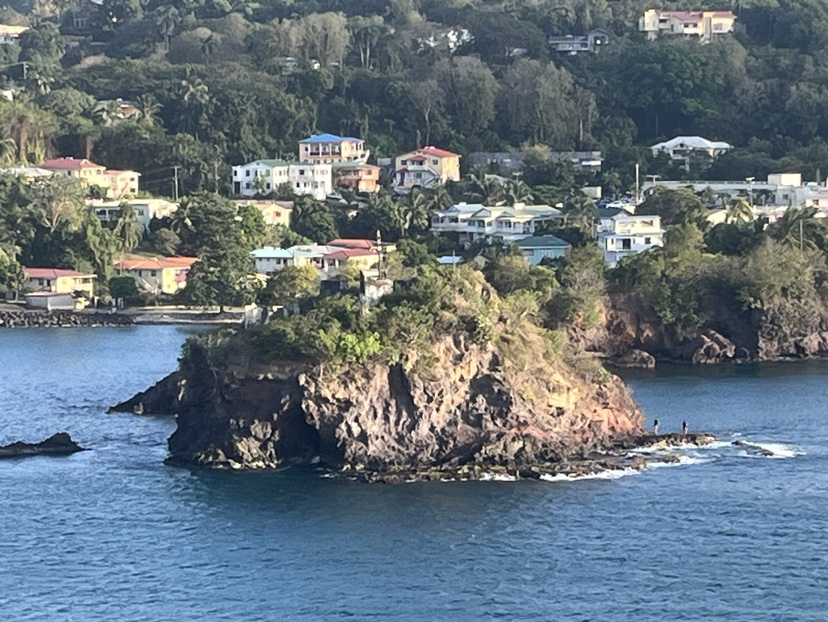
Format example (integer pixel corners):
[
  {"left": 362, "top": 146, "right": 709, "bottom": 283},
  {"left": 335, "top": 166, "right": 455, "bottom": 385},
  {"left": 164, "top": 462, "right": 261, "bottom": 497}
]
[
  {"left": 596, "top": 214, "right": 665, "bottom": 267},
  {"left": 639, "top": 10, "right": 737, "bottom": 41},
  {"left": 431, "top": 202, "right": 565, "bottom": 245},
  {"left": 651, "top": 136, "right": 733, "bottom": 168},
  {"left": 232, "top": 160, "right": 333, "bottom": 201},
  {"left": 90, "top": 198, "right": 178, "bottom": 227},
  {"left": 252, "top": 247, "right": 294, "bottom": 276}
]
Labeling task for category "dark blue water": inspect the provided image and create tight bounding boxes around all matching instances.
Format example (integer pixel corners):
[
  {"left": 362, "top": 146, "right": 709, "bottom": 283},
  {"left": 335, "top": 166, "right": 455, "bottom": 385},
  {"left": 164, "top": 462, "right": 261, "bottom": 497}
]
[{"left": 1, "top": 328, "right": 826, "bottom": 621}]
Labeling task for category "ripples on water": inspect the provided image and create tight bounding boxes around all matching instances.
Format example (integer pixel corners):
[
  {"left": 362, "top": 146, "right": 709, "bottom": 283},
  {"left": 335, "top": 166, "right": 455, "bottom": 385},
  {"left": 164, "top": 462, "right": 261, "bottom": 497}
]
[{"left": 1, "top": 329, "right": 826, "bottom": 621}]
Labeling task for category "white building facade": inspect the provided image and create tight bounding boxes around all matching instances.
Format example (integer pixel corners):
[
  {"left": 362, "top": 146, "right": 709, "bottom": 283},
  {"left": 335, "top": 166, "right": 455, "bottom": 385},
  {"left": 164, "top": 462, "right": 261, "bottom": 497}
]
[
  {"left": 597, "top": 214, "right": 665, "bottom": 267},
  {"left": 232, "top": 160, "right": 333, "bottom": 201},
  {"left": 431, "top": 202, "right": 565, "bottom": 245}
]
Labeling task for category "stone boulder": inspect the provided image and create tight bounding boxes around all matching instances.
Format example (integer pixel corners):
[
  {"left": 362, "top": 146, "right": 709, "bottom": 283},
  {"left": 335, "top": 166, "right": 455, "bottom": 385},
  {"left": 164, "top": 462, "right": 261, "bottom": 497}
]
[{"left": 611, "top": 348, "right": 656, "bottom": 369}]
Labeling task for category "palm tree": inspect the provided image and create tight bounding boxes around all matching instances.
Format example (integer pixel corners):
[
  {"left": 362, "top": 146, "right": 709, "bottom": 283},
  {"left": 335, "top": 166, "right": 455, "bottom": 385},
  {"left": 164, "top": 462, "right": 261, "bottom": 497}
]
[
  {"left": 563, "top": 194, "right": 598, "bottom": 234},
  {"left": 134, "top": 94, "right": 161, "bottom": 126},
  {"left": 501, "top": 179, "right": 533, "bottom": 205},
  {"left": 399, "top": 188, "right": 433, "bottom": 235},
  {"left": 114, "top": 203, "right": 144, "bottom": 258},
  {"left": 725, "top": 197, "right": 753, "bottom": 223},
  {"left": 467, "top": 170, "right": 503, "bottom": 206},
  {"left": 0, "top": 136, "right": 17, "bottom": 165},
  {"left": 770, "top": 206, "right": 826, "bottom": 251}
]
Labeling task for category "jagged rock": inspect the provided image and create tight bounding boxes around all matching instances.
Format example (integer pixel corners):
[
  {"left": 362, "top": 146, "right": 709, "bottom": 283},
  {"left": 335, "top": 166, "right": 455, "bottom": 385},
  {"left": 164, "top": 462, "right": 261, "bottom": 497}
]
[
  {"left": 611, "top": 349, "right": 656, "bottom": 369},
  {"left": 157, "top": 336, "right": 645, "bottom": 475},
  {"left": 0, "top": 433, "right": 85, "bottom": 458},
  {"left": 108, "top": 372, "right": 185, "bottom": 415}
]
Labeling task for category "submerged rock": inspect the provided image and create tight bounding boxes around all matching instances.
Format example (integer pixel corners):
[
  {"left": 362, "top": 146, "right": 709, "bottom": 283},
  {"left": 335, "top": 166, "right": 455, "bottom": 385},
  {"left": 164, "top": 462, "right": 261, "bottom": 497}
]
[{"left": 0, "top": 433, "right": 85, "bottom": 458}]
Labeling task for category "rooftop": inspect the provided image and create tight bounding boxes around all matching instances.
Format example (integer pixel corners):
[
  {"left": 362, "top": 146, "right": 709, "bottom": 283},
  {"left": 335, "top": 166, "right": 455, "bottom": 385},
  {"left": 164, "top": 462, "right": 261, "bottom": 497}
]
[
  {"left": 41, "top": 157, "right": 106, "bottom": 171},
  {"left": 652, "top": 136, "right": 733, "bottom": 151},
  {"left": 25, "top": 267, "right": 96, "bottom": 279},
  {"left": 252, "top": 247, "right": 293, "bottom": 259},
  {"left": 300, "top": 133, "right": 361, "bottom": 144},
  {"left": 114, "top": 256, "right": 198, "bottom": 270},
  {"left": 328, "top": 238, "right": 376, "bottom": 250},
  {"left": 403, "top": 146, "right": 460, "bottom": 159},
  {"left": 515, "top": 235, "right": 572, "bottom": 249}
]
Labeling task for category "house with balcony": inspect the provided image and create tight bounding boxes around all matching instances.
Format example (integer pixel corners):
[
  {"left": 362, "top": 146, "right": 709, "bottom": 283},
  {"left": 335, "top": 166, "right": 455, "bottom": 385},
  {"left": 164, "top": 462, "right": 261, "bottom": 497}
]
[
  {"left": 639, "top": 9, "right": 737, "bottom": 42},
  {"left": 113, "top": 256, "right": 198, "bottom": 295},
  {"left": 232, "top": 160, "right": 332, "bottom": 201},
  {"left": 334, "top": 162, "right": 381, "bottom": 193},
  {"left": 90, "top": 198, "right": 177, "bottom": 227},
  {"left": 431, "top": 202, "right": 565, "bottom": 245},
  {"left": 299, "top": 133, "right": 369, "bottom": 164},
  {"left": 596, "top": 213, "right": 665, "bottom": 267},
  {"left": 395, "top": 146, "right": 461, "bottom": 191},
  {"left": 548, "top": 29, "right": 609, "bottom": 54},
  {"left": 24, "top": 267, "right": 96, "bottom": 299}
]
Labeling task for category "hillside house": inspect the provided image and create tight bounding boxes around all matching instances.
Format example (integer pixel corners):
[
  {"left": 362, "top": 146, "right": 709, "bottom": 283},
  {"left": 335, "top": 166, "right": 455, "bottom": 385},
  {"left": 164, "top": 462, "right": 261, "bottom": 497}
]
[
  {"left": 40, "top": 158, "right": 139, "bottom": 198},
  {"left": 639, "top": 10, "right": 737, "bottom": 42},
  {"left": 232, "top": 160, "right": 333, "bottom": 201},
  {"left": 299, "top": 133, "right": 369, "bottom": 164},
  {"left": 515, "top": 235, "right": 572, "bottom": 265},
  {"left": 431, "top": 202, "right": 564, "bottom": 245},
  {"left": 395, "top": 146, "right": 461, "bottom": 191},
  {"left": 24, "top": 267, "right": 96, "bottom": 299},
  {"left": 114, "top": 256, "right": 197, "bottom": 295},
  {"left": 596, "top": 214, "right": 665, "bottom": 266},
  {"left": 334, "top": 162, "right": 381, "bottom": 193},
  {"left": 548, "top": 29, "right": 609, "bottom": 54}
]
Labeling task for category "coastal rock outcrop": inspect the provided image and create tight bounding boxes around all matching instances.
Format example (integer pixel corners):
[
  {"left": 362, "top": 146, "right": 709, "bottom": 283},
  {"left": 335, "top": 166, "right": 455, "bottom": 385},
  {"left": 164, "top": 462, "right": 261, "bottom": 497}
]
[
  {"left": 108, "top": 372, "right": 185, "bottom": 415},
  {"left": 576, "top": 292, "right": 828, "bottom": 364},
  {"left": 156, "top": 336, "right": 645, "bottom": 477},
  {"left": 0, "top": 433, "right": 85, "bottom": 458}
]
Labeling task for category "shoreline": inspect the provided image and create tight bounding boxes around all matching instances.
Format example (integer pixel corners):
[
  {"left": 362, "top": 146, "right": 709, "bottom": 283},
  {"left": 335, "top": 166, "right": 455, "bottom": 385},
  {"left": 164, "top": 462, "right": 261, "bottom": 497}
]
[{"left": 0, "top": 308, "right": 243, "bottom": 328}]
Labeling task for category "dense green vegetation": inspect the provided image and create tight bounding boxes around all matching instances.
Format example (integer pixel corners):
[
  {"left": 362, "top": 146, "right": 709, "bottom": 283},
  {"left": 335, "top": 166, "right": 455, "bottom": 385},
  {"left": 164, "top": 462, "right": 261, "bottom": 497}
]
[{"left": 2, "top": 0, "right": 828, "bottom": 197}]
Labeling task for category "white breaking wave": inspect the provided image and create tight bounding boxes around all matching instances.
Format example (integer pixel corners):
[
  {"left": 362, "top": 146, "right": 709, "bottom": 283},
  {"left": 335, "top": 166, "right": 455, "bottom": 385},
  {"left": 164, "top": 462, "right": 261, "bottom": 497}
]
[
  {"left": 736, "top": 441, "right": 802, "bottom": 459},
  {"left": 539, "top": 468, "right": 640, "bottom": 482}
]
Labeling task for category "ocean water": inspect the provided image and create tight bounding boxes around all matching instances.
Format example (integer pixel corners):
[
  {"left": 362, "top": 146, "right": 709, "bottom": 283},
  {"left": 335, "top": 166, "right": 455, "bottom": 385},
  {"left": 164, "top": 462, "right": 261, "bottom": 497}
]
[{"left": 0, "top": 327, "right": 826, "bottom": 621}]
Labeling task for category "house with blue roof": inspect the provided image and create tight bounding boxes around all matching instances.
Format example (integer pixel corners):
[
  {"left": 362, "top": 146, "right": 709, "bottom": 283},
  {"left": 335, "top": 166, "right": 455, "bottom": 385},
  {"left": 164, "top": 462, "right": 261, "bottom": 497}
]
[{"left": 299, "top": 133, "right": 369, "bottom": 164}]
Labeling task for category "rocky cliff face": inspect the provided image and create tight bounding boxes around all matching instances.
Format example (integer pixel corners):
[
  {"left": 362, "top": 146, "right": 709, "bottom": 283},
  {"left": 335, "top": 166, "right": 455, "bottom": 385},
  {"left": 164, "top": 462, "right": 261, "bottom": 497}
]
[
  {"left": 161, "top": 335, "right": 644, "bottom": 478},
  {"left": 578, "top": 293, "right": 828, "bottom": 365}
]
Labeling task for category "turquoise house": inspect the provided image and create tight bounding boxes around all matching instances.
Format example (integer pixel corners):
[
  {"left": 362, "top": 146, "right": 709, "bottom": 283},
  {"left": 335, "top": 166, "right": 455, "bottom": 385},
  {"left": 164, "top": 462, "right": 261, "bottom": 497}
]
[{"left": 516, "top": 235, "right": 571, "bottom": 265}]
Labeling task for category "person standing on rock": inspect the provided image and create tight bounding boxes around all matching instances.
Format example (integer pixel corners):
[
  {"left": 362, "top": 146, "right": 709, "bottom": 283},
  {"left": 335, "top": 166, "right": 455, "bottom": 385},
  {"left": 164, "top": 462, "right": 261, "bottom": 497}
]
[
  {"left": 682, "top": 420, "right": 688, "bottom": 435},
  {"left": 653, "top": 418, "right": 660, "bottom": 435}
]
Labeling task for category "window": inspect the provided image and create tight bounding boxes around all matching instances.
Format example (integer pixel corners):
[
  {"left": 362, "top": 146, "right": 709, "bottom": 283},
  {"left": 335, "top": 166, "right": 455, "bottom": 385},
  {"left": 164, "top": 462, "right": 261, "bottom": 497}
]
[
  {"left": 401, "top": 160, "right": 407, "bottom": 166},
  {"left": 621, "top": 239, "right": 631, "bottom": 250},
  {"left": 245, "top": 171, "right": 250, "bottom": 177},
  {"left": 644, "top": 237, "right": 651, "bottom": 245},
  {"left": 713, "top": 23, "right": 723, "bottom": 31},
  {"left": 432, "top": 159, "right": 438, "bottom": 165},
  {"left": 150, "top": 270, "right": 157, "bottom": 277}
]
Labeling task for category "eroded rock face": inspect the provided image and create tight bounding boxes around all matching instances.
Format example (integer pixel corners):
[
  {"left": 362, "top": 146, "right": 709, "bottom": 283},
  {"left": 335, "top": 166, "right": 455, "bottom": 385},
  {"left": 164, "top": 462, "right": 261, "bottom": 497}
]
[
  {"left": 108, "top": 372, "right": 185, "bottom": 415},
  {"left": 579, "top": 293, "right": 828, "bottom": 364},
  {"left": 162, "top": 337, "right": 645, "bottom": 474}
]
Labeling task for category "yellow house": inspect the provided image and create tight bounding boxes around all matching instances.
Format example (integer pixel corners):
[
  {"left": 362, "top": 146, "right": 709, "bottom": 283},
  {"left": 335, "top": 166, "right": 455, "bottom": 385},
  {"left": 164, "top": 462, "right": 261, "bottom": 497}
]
[
  {"left": 298, "top": 133, "right": 369, "bottom": 164},
  {"left": 394, "top": 146, "right": 461, "bottom": 190},
  {"left": 233, "top": 199, "right": 293, "bottom": 227},
  {"left": 24, "top": 267, "right": 96, "bottom": 298},
  {"left": 114, "top": 256, "right": 198, "bottom": 295},
  {"left": 334, "top": 163, "right": 381, "bottom": 193},
  {"left": 40, "top": 158, "right": 140, "bottom": 198}
]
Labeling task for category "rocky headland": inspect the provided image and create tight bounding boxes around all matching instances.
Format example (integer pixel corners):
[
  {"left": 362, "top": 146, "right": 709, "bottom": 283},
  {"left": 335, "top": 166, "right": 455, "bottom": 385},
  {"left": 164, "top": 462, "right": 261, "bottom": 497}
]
[
  {"left": 114, "top": 268, "right": 710, "bottom": 480},
  {"left": 573, "top": 292, "right": 828, "bottom": 366}
]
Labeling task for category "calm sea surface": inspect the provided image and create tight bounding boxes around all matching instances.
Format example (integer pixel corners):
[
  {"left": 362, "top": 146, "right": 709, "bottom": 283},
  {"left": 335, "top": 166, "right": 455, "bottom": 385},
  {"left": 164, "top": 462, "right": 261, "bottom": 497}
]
[{"left": 0, "top": 327, "right": 826, "bottom": 621}]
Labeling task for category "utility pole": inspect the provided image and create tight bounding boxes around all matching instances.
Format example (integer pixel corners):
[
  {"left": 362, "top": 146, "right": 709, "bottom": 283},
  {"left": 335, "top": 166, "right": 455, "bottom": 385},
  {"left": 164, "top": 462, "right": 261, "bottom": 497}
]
[
  {"left": 635, "top": 163, "right": 640, "bottom": 206},
  {"left": 800, "top": 219, "right": 804, "bottom": 252},
  {"left": 172, "top": 165, "right": 180, "bottom": 201}
]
